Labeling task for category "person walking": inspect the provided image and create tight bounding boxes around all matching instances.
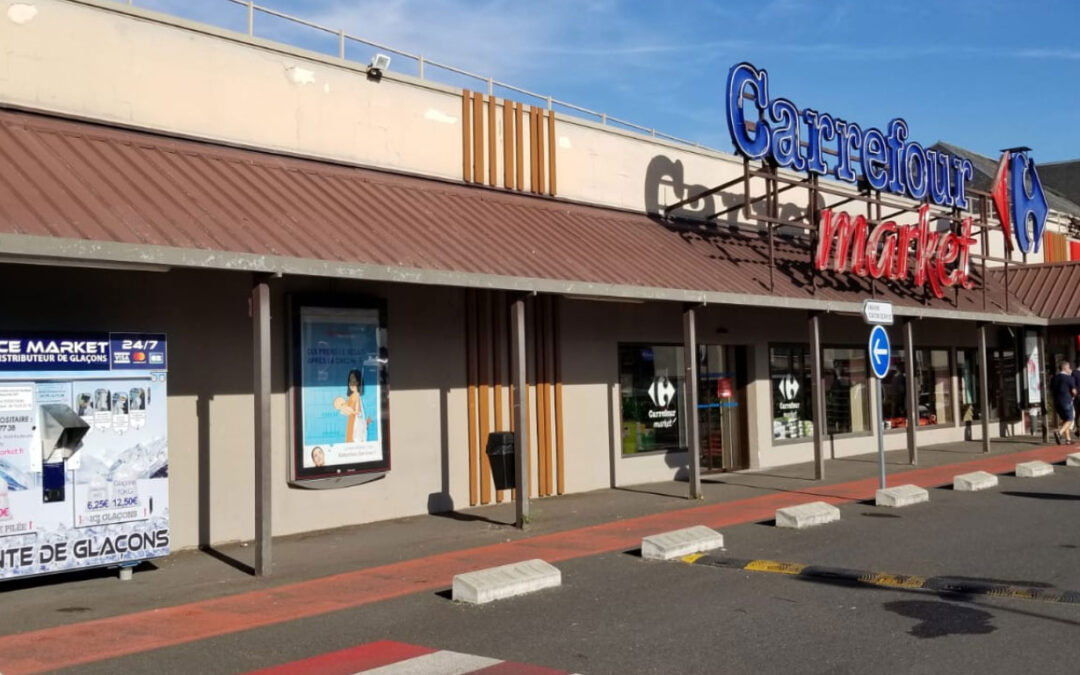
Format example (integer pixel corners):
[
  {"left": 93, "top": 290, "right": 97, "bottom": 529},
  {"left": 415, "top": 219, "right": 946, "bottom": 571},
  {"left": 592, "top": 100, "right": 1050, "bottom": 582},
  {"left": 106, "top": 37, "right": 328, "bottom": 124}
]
[
  {"left": 1051, "top": 360, "right": 1077, "bottom": 445},
  {"left": 1072, "top": 362, "right": 1080, "bottom": 436}
]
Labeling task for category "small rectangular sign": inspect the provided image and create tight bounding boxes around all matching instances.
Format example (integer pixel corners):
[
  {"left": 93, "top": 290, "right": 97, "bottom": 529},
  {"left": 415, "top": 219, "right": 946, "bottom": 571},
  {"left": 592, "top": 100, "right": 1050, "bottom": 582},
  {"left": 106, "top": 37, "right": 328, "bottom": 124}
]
[{"left": 862, "top": 300, "right": 894, "bottom": 326}]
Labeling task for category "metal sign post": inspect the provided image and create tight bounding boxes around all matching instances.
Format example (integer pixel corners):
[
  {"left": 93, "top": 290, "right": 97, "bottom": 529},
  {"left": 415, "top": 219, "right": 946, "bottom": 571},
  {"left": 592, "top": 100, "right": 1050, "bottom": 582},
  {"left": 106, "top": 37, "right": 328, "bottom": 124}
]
[{"left": 868, "top": 323, "right": 892, "bottom": 490}]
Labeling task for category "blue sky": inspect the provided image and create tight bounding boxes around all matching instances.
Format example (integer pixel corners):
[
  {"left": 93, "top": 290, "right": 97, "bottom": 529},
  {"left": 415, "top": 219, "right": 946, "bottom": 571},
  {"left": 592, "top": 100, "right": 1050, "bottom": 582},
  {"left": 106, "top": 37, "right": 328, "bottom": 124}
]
[{"left": 140, "top": 0, "right": 1079, "bottom": 161}]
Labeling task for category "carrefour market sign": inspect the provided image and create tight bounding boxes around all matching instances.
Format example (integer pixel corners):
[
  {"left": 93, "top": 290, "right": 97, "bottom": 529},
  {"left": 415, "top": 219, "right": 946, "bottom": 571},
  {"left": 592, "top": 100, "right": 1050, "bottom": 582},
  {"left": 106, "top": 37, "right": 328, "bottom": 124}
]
[{"left": 725, "top": 62, "right": 974, "bottom": 209}]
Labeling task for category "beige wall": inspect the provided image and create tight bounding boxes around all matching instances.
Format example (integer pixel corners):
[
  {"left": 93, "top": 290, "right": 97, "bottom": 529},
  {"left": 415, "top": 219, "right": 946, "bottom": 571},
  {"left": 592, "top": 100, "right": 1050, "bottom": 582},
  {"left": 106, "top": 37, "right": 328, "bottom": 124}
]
[
  {"left": 0, "top": 264, "right": 476, "bottom": 548},
  {"left": 2, "top": 0, "right": 1069, "bottom": 265},
  {"left": 0, "top": 262, "right": 1030, "bottom": 547}
]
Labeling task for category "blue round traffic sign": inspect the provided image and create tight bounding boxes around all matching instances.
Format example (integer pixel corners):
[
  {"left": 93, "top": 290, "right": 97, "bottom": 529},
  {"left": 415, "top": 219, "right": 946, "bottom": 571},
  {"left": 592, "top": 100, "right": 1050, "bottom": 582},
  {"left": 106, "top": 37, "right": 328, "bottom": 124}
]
[{"left": 869, "top": 325, "right": 891, "bottom": 379}]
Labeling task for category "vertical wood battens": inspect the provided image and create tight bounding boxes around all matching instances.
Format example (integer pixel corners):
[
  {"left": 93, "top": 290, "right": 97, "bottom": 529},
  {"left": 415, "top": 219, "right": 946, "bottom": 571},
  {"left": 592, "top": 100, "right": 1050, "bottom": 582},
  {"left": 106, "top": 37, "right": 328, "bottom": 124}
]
[
  {"left": 465, "top": 289, "right": 478, "bottom": 505},
  {"left": 535, "top": 108, "right": 546, "bottom": 196},
  {"left": 503, "top": 102, "right": 514, "bottom": 190},
  {"left": 533, "top": 293, "right": 544, "bottom": 494},
  {"left": 478, "top": 291, "right": 492, "bottom": 505},
  {"left": 493, "top": 292, "right": 505, "bottom": 503},
  {"left": 547, "top": 110, "right": 557, "bottom": 197},
  {"left": 461, "top": 90, "right": 472, "bottom": 183},
  {"left": 527, "top": 105, "right": 535, "bottom": 193},
  {"left": 543, "top": 295, "right": 555, "bottom": 495},
  {"left": 553, "top": 297, "right": 564, "bottom": 495},
  {"left": 472, "top": 92, "right": 484, "bottom": 184},
  {"left": 515, "top": 102, "right": 525, "bottom": 192},
  {"left": 487, "top": 95, "right": 497, "bottom": 187},
  {"left": 507, "top": 304, "right": 516, "bottom": 500},
  {"left": 525, "top": 295, "right": 535, "bottom": 497}
]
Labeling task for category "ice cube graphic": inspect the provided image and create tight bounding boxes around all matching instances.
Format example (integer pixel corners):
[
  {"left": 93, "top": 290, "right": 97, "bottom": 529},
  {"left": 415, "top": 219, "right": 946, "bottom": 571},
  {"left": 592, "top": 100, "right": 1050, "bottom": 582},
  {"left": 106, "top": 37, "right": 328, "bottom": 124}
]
[
  {"left": 0, "top": 480, "right": 11, "bottom": 521},
  {"left": 0, "top": 458, "right": 30, "bottom": 491}
]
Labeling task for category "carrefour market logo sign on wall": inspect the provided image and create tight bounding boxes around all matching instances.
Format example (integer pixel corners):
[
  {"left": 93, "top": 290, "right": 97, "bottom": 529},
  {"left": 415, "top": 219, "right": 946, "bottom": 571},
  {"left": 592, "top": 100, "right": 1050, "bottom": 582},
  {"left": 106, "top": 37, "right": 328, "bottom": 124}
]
[{"left": 725, "top": 62, "right": 975, "bottom": 209}]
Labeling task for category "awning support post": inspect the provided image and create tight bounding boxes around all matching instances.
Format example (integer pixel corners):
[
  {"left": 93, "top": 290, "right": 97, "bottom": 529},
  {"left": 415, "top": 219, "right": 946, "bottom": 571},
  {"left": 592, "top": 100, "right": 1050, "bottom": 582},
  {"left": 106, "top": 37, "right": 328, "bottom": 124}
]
[
  {"left": 905, "top": 319, "right": 917, "bottom": 465},
  {"left": 683, "top": 305, "right": 701, "bottom": 499},
  {"left": 978, "top": 323, "right": 991, "bottom": 454},
  {"left": 510, "top": 297, "right": 530, "bottom": 528},
  {"left": 252, "top": 279, "right": 272, "bottom": 576},
  {"left": 809, "top": 312, "right": 825, "bottom": 480}
]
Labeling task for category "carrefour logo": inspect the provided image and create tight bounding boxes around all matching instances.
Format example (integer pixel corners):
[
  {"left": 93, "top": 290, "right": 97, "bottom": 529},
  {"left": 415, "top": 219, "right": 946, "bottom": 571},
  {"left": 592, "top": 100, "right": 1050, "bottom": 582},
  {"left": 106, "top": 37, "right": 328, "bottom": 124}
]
[
  {"left": 991, "top": 148, "right": 1049, "bottom": 254},
  {"left": 779, "top": 374, "right": 800, "bottom": 402},
  {"left": 648, "top": 376, "right": 676, "bottom": 408}
]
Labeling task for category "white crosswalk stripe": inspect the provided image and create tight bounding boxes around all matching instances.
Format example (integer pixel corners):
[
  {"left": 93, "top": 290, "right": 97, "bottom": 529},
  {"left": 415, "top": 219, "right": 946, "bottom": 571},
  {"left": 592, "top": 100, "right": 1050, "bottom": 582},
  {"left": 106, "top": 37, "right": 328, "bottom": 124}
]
[{"left": 356, "top": 649, "right": 502, "bottom": 674}]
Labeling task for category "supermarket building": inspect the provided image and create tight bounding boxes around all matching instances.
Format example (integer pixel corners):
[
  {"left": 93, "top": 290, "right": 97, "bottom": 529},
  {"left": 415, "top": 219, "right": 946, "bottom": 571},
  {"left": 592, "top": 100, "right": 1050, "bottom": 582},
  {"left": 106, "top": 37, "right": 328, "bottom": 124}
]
[{"left": 2, "top": 0, "right": 1080, "bottom": 570}]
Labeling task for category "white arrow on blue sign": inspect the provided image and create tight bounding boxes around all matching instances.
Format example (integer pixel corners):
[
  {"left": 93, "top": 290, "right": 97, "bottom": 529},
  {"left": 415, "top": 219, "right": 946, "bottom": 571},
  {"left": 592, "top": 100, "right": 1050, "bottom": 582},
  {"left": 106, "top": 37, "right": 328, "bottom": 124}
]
[{"left": 869, "top": 325, "right": 891, "bottom": 379}]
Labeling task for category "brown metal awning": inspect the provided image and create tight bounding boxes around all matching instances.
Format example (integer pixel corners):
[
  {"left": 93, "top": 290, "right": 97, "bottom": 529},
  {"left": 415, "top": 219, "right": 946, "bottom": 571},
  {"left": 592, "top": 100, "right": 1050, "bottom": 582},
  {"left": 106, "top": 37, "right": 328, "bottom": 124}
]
[
  {"left": 993, "top": 261, "right": 1080, "bottom": 323},
  {"left": 0, "top": 107, "right": 1037, "bottom": 322}
]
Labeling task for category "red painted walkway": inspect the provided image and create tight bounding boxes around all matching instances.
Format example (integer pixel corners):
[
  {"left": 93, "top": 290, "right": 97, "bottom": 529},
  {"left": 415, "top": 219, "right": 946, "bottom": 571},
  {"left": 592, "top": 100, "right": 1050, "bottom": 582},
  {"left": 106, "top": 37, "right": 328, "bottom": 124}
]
[{"left": 0, "top": 444, "right": 1070, "bottom": 674}]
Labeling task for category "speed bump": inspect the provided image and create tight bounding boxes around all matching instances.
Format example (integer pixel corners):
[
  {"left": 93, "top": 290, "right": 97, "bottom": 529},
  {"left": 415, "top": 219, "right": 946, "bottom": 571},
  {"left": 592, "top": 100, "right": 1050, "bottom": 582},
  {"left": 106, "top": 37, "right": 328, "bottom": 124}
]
[{"left": 679, "top": 554, "right": 1080, "bottom": 604}]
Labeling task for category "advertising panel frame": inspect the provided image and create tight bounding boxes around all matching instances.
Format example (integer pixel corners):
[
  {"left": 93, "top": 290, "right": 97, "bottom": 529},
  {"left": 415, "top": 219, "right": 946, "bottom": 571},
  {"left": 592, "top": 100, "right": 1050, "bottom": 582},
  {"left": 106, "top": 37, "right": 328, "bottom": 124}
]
[{"left": 287, "top": 294, "right": 390, "bottom": 489}]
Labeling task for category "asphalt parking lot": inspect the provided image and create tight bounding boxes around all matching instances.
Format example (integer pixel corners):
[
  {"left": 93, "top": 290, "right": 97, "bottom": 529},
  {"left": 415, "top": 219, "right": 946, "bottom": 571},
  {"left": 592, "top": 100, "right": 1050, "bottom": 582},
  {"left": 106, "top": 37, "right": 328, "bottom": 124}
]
[{"left": 68, "top": 461, "right": 1080, "bottom": 675}]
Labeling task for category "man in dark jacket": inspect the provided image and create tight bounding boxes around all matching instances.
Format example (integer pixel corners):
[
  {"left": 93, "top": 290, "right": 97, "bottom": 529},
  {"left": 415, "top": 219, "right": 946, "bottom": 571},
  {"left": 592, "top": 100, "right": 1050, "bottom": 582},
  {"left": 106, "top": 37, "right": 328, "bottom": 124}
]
[
  {"left": 1072, "top": 364, "right": 1080, "bottom": 436},
  {"left": 1051, "top": 361, "right": 1077, "bottom": 445}
]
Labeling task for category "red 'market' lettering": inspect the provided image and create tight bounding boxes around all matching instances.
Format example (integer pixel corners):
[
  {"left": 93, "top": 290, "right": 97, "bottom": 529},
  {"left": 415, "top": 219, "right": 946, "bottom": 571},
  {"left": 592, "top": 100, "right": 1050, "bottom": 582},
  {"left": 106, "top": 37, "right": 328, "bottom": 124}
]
[{"left": 815, "top": 205, "right": 976, "bottom": 298}]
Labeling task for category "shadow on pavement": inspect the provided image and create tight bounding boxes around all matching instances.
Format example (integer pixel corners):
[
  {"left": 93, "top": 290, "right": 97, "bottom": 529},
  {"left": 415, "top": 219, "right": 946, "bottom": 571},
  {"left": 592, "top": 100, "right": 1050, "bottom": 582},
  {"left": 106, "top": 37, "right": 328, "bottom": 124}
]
[
  {"left": 1000, "top": 491, "right": 1080, "bottom": 501},
  {"left": 430, "top": 510, "right": 512, "bottom": 527},
  {"left": 0, "top": 560, "right": 158, "bottom": 594},
  {"left": 884, "top": 600, "right": 996, "bottom": 639},
  {"left": 199, "top": 546, "right": 253, "bottom": 576}
]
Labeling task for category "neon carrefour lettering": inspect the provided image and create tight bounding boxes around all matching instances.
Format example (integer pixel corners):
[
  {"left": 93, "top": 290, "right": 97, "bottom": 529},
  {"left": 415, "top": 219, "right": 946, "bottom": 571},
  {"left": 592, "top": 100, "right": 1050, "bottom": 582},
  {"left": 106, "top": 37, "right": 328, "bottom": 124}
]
[
  {"left": 726, "top": 62, "right": 974, "bottom": 209},
  {"left": 815, "top": 205, "right": 977, "bottom": 299}
]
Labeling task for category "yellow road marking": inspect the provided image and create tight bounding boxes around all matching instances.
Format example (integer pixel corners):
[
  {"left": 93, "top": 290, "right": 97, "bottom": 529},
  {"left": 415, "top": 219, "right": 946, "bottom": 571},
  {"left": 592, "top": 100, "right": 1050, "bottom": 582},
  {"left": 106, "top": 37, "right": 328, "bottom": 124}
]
[
  {"left": 745, "top": 559, "right": 806, "bottom": 575},
  {"left": 859, "top": 572, "right": 926, "bottom": 589},
  {"left": 681, "top": 553, "right": 705, "bottom": 564},
  {"left": 989, "top": 586, "right": 1042, "bottom": 601}
]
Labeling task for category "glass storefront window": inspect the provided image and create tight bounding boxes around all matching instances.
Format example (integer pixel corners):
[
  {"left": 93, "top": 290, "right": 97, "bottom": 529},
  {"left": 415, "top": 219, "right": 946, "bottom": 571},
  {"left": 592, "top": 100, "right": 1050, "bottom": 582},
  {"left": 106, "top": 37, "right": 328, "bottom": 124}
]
[
  {"left": 917, "top": 349, "right": 953, "bottom": 425},
  {"left": 770, "top": 345, "right": 813, "bottom": 440},
  {"left": 991, "top": 348, "right": 1020, "bottom": 422},
  {"left": 619, "top": 344, "right": 685, "bottom": 454},
  {"left": 957, "top": 348, "right": 981, "bottom": 422},
  {"left": 822, "top": 347, "right": 869, "bottom": 434},
  {"left": 881, "top": 348, "right": 908, "bottom": 428},
  {"left": 883, "top": 348, "right": 954, "bottom": 427}
]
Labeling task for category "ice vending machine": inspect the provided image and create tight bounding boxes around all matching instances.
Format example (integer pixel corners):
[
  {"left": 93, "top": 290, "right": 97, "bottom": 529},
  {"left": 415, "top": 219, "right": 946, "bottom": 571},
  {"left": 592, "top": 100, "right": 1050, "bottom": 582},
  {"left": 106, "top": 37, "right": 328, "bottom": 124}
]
[{"left": 0, "top": 333, "right": 169, "bottom": 580}]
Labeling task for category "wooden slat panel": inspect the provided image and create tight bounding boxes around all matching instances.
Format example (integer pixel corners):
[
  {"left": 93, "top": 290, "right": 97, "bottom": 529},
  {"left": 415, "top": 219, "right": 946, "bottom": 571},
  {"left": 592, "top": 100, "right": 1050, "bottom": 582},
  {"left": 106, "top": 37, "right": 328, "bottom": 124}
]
[
  {"left": 488, "top": 95, "right": 497, "bottom": 187},
  {"left": 553, "top": 296, "right": 564, "bottom": 495},
  {"left": 529, "top": 107, "right": 539, "bottom": 194},
  {"left": 465, "top": 289, "right": 478, "bottom": 505},
  {"left": 525, "top": 295, "right": 535, "bottom": 498},
  {"left": 493, "top": 291, "right": 505, "bottom": 503},
  {"left": 461, "top": 90, "right": 472, "bottom": 183},
  {"left": 535, "top": 293, "right": 548, "bottom": 496},
  {"left": 543, "top": 295, "right": 555, "bottom": 495},
  {"left": 503, "top": 101, "right": 514, "bottom": 190},
  {"left": 515, "top": 103, "right": 525, "bottom": 192},
  {"left": 536, "top": 108, "right": 546, "bottom": 196},
  {"left": 478, "top": 291, "right": 492, "bottom": 504},
  {"left": 547, "top": 109, "right": 557, "bottom": 197},
  {"left": 472, "top": 92, "right": 484, "bottom": 184}
]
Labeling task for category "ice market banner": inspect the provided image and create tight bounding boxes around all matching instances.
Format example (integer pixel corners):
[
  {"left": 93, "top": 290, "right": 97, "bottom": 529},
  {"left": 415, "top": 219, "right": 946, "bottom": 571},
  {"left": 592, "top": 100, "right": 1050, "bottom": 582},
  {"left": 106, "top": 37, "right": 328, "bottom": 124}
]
[{"left": 0, "top": 333, "right": 169, "bottom": 580}]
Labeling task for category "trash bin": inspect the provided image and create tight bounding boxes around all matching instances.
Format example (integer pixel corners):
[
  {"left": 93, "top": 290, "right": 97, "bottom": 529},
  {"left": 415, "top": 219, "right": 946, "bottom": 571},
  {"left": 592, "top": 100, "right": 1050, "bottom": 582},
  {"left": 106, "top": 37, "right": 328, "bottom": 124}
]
[{"left": 486, "top": 431, "right": 516, "bottom": 491}]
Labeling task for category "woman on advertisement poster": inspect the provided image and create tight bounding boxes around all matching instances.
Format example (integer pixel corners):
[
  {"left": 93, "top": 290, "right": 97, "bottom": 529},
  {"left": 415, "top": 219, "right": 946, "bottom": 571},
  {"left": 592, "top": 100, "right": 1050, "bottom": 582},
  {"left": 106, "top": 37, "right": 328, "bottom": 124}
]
[{"left": 334, "top": 368, "right": 373, "bottom": 443}]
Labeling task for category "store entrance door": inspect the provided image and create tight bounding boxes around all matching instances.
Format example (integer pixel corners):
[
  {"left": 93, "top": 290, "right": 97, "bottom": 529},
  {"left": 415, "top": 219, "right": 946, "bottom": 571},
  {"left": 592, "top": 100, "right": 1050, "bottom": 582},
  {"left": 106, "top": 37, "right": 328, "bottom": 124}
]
[{"left": 698, "top": 345, "right": 749, "bottom": 472}]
